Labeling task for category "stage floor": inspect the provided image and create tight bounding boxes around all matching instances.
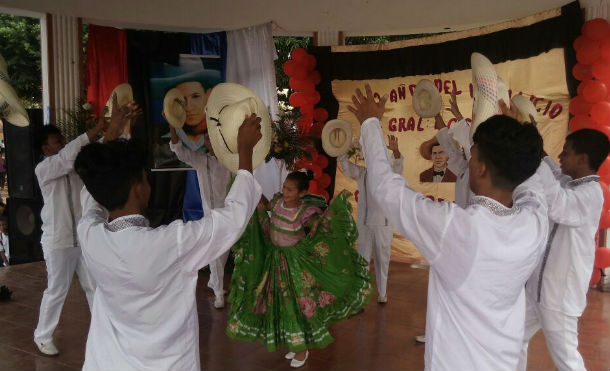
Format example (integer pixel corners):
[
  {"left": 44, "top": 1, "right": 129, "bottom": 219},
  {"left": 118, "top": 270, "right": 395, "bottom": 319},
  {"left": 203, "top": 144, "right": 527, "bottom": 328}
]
[{"left": 0, "top": 261, "right": 608, "bottom": 370}]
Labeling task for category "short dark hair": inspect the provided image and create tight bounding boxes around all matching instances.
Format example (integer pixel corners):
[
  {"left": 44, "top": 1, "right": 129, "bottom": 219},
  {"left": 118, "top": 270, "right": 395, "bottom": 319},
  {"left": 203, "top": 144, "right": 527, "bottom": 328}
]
[
  {"left": 566, "top": 129, "right": 610, "bottom": 171},
  {"left": 37, "top": 125, "right": 63, "bottom": 150},
  {"left": 285, "top": 171, "right": 312, "bottom": 192},
  {"left": 473, "top": 115, "right": 543, "bottom": 191},
  {"left": 75, "top": 140, "right": 147, "bottom": 211}
]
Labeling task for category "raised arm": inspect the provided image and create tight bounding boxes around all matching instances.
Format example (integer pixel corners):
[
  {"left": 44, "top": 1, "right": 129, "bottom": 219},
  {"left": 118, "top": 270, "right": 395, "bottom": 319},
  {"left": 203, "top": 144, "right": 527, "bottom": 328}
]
[
  {"left": 542, "top": 156, "right": 572, "bottom": 185},
  {"left": 175, "top": 170, "right": 262, "bottom": 272},
  {"left": 337, "top": 154, "right": 365, "bottom": 180},
  {"left": 35, "top": 133, "right": 91, "bottom": 186},
  {"left": 536, "top": 159, "right": 601, "bottom": 227},
  {"left": 360, "top": 117, "right": 456, "bottom": 263}
]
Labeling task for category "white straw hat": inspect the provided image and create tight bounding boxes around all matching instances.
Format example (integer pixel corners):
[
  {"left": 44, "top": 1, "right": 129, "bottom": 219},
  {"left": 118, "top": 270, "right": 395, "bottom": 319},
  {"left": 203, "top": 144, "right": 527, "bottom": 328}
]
[
  {"left": 105, "top": 83, "right": 133, "bottom": 136},
  {"left": 470, "top": 52, "right": 499, "bottom": 141},
  {"left": 412, "top": 79, "right": 442, "bottom": 118},
  {"left": 511, "top": 95, "right": 539, "bottom": 123},
  {"left": 205, "top": 83, "right": 271, "bottom": 173},
  {"left": 0, "top": 54, "right": 29, "bottom": 127},
  {"left": 321, "top": 119, "right": 353, "bottom": 157},
  {"left": 163, "top": 88, "right": 186, "bottom": 129}
]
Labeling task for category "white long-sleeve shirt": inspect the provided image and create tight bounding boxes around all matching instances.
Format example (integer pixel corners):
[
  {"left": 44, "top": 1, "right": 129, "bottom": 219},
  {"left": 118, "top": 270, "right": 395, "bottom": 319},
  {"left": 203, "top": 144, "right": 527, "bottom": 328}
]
[
  {"left": 360, "top": 117, "right": 548, "bottom": 371},
  {"left": 526, "top": 157, "right": 602, "bottom": 317},
  {"left": 78, "top": 170, "right": 261, "bottom": 371},
  {"left": 35, "top": 133, "right": 90, "bottom": 250},
  {"left": 170, "top": 141, "right": 231, "bottom": 214},
  {"left": 435, "top": 126, "right": 472, "bottom": 208},
  {"left": 338, "top": 153, "right": 403, "bottom": 226}
]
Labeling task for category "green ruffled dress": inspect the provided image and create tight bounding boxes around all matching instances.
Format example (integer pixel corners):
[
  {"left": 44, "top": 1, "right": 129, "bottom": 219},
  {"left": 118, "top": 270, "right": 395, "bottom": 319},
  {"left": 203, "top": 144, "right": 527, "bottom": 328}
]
[{"left": 226, "top": 190, "right": 372, "bottom": 352}]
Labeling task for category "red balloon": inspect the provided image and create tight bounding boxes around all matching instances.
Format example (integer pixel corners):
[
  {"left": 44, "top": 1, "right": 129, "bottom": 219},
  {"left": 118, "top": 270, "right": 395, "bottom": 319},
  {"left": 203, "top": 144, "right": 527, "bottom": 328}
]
[
  {"left": 583, "top": 79, "right": 608, "bottom": 103},
  {"left": 289, "top": 78, "right": 315, "bottom": 93},
  {"left": 310, "top": 164, "right": 322, "bottom": 179},
  {"left": 593, "top": 61, "right": 610, "bottom": 81},
  {"left": 304, "top": 91, "right": 321, "bottom": 105},
  {"left": 573, "top": 63, "right": 593, "bottom": 81},
  {"left": 569, "top": 96, "right": 592, "bottom": 116},
  {"left": 600, "top": 209, "right": 610, "bottom": 229},
  {"left": 591, "top": 101, "right": 610, "bottom": 126},
  {"left": 320, "top": 190, "right": 330, "bottom": 202},
  {"left": 600, "top": 39, "right": 610, "bottom": 63},
  {"left": 599, "top": 156, "right": 610, "bottom": 179},
  {"left": 302, "top": 54, "right": 317, "bottom": 71},
  {"left": 318, "top": 173, "right": 331, "bottom": 188},
  {"left": 595, "top": 247, "right": 610, "bottom": 269},
  {"left": 589, "top": 268, "right": 602, "bottom": 286},
  {"left": 291, "top": 48, "right": 308, "bottom": 61},
  {"left": 308, "top": 180, "right": 319, "bottom": 194},
  {"left": 584, "top": 18, "right": 610, "bottom": 42},
  {"left": 309, "top": 121, "right": 325, "bottom": 138},
  {"left": 308, "top": 70, "right": 322, "bottom": 85},
  {"left": 577, "top": 83, "right": 586, "bottom": 96},
  {"left": 569, "top": 114, "right": 593, "bottom": 130},
  {"left": 292, "top": 61, "right": 310, "bottom": 79},
  {"left": 316, "top": 154, "right": 329, "bottom": 169},
  {"left": 282, "top": 60, "right": 298, "bottom": 76},
  {"left": 300, "top": 104, "right": 314, "bottom": 116},
  {"left": 577, "top": 40, "right": 601, "bottom": 65},
  {"left": 600, "top": 181, "right": 610, "bottom": 211},
  {"left": 313, "top": 108, "right": 328, "bottom": 123},
  {"left": 289, "top": 92, "right": 307, "bottom": 107},
  {"left": 573, "top": 35, "right": 589, "bottom": 51}
]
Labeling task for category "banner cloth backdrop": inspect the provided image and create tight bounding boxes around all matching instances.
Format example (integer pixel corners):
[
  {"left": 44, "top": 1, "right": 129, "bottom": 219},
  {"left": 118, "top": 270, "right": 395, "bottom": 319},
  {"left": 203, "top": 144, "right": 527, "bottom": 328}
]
[{"left": 310, "top": 1, "right": 583, "bottom": 261}]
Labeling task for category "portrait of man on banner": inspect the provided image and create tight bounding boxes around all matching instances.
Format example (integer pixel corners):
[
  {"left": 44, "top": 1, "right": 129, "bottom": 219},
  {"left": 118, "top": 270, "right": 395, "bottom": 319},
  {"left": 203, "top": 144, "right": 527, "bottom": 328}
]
[
  {"left": 419, "top": 136, "right": 457, "bottom": 183},
  {"left": 148, "top": 55, "right": 223, "bottom": 168}
]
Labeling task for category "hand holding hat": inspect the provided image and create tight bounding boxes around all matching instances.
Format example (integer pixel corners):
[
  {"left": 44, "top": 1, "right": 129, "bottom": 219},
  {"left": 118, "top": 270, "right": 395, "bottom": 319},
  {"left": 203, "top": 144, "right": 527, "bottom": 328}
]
[{"left": 237, "top": 113, "right": 263, "bottom": 173}]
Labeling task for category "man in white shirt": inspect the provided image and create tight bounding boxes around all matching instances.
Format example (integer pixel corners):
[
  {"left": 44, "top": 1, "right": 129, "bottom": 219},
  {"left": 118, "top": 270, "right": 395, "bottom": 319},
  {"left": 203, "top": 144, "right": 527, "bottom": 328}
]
[
  {"left": 349, "top": 84, "right": 549, "bottom": 371},
  {"left": 75, "top": 113, "right": 262, "bottom": 371},
  {"left": 338, "top": 135, "right": 403, "bottom": 303},
  {"left": 169, "top": 127, "right": 232, "bottom": 308},
  {"left": 434, "top": 92, "right": 473, "bottom": 208},
  {"left": 32, "top": 97, "right": 138, "bottom": 356},
  {"left": 518, "top": 129, "right": 609, "bottom": 371}
]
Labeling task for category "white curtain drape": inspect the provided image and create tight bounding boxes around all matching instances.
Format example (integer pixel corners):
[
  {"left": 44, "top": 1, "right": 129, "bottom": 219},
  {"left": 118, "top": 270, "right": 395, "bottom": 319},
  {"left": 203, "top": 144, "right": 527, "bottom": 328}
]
[
  {"left": 580, "top": 0, "right": 610, "bottom": 21},
  {"left": 226, "top": 23, "right": 288, "bottom": 199}
]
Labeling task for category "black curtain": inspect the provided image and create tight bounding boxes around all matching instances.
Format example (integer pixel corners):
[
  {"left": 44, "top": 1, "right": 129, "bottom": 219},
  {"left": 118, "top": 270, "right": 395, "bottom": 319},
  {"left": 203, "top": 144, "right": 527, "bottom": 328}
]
[{"left": 126, "top": 31, "right": 191, "bottom": 227}]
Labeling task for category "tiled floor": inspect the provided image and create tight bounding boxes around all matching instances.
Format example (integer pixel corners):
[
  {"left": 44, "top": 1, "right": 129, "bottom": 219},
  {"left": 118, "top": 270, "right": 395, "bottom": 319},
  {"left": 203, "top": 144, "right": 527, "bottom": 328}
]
[{"left": 0, "top": 261, "right": 608, "bottom": 370}]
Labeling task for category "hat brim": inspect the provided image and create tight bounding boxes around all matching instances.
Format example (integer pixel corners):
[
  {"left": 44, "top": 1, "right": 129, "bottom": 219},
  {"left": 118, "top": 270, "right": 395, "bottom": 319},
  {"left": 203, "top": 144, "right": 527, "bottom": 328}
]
[
  {"left": 321, "top": 119, "right": 353, "bottom": 157},
  {"left": 163, "top": 88, "right": 186, "bottom": 129},
  {"left": 470, "top": 52, "right": 499, "bottom": 141},
  {"left": 206, "top": 83, "right": 271, "bottom": 174},
  {"left": 413, "top": 80, "right": 442, "bottom": 118},
  {"left": 511, "top": 95, "right": 538, "bottom": 122},
  {"left": 0, "top": 82, "right": 29, "bottom": 127}
]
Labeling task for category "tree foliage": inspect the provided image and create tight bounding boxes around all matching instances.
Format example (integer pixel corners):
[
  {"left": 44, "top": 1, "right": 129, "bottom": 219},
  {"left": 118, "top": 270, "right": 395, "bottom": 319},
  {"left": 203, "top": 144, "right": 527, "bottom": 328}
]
[{"left": 0, "top": 14, "right": 41, "bottom": 108}]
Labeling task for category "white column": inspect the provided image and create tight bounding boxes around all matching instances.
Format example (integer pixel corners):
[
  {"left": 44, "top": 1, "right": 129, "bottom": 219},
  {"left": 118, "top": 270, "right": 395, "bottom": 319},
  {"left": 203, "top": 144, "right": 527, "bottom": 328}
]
[
  {"left": 316, "top": 31, "right": 343, "bottom": 47},
  {"left": 580, "top": 0, "right": 610, "bottom": 21},
  {"left": 50, "top": 14, "right": 81, "bottom": 137}
]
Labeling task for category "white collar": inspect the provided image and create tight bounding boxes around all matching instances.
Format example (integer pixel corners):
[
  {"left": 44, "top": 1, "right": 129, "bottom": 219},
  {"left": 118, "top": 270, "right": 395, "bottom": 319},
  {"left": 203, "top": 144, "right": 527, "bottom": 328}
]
[
  {"left": 567, "top": 175, "right": 599, "bottom": 187},
  {"left": 468, "top": 195, "right": 519, "bottom": 217},
  {"left": 107, "top": 214, "right": 149, "bottom": 232}
]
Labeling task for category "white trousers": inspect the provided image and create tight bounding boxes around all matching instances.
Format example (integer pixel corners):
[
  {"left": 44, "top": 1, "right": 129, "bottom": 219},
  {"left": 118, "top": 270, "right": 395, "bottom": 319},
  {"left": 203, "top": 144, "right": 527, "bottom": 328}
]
[
  {"left": 207, "top": 250, "right": 230, "bottom": 297},
  {"left": 518, "top": 296, "right": 586, "bottom": 371},
  {"left": 357, "top": 224, "right": 393, "bottom": 298},
  {"left": 34, "top": 246, "right": 96, "bottom": 343}
]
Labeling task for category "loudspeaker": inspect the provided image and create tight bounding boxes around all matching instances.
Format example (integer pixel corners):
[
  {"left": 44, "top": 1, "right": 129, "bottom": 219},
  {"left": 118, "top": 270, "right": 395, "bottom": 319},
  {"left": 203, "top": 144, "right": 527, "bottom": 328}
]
[
  {"left": 6, "top": 197, "right": 43, "bottom": 264},
  {"left": 3, "top": 109, "right": 43, "bottom": 199}
]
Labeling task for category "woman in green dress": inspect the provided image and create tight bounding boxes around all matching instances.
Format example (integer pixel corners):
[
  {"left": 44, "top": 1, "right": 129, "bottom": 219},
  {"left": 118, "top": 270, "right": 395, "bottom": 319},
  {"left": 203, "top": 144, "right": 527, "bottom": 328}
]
[{"left": 226, "top": 171, "right": 372, "bottom": 368}]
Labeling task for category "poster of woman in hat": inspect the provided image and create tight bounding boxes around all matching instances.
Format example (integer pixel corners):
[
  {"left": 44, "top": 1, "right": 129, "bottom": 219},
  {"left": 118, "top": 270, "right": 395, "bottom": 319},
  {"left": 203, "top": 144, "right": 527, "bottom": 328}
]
[{"left": 149, "top": 55, "right": 222, "bottom": 168}]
